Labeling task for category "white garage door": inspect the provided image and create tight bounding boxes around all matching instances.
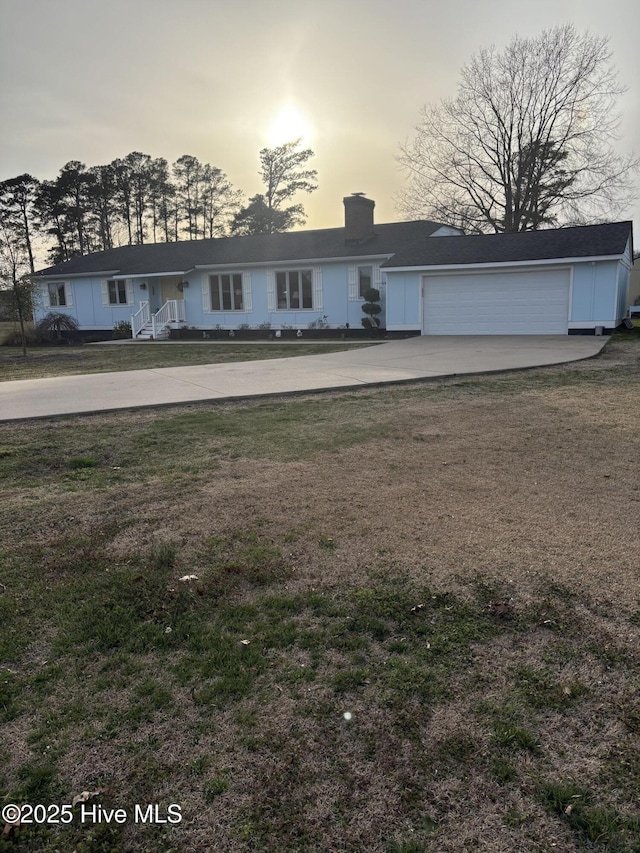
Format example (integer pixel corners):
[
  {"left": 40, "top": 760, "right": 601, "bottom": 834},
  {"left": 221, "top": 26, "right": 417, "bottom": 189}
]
[{"left": 423, "top": 268, "right": 571, "bottom": 335}]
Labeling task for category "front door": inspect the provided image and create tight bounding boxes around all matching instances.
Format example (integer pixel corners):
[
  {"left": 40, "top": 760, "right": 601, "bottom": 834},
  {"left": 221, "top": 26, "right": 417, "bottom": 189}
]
[{"left": 161, "top": 276, "right": 183, "bottom": 304}]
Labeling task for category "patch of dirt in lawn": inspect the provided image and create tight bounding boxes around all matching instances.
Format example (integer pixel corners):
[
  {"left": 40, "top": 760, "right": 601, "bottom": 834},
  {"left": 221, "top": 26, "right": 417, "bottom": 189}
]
[{"left": 126, "top": 386, "right": 638, "bottom": 611}]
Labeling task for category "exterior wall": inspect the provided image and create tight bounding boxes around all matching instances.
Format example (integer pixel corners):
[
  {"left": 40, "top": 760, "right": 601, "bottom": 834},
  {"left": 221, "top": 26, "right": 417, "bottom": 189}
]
[
  {"left": 35, "top": 260, "right": 391, "bottom": 332},
  {"left": 629, "top": 260, "right": 640, "bottom": 311},
  {"left": 179, "top": 260, "right": 387, "bottom": 331},
  {"left": 568, "top": 259, "right": 621, "bottom": 328},
  {"left": 34, "top": 277, "right": 149, "bottom": 330},
  {"left": 616, "top": 263, "right": 629, "bottom": 321},
  {"left": 385, "top": 272, "right": 422, "bottom": 330},
  {"left": 387, "top": 258, "right": 625, "bottom": 334},
  {"left": 38, "top": 251, "right": 628, "bottom": 335}
]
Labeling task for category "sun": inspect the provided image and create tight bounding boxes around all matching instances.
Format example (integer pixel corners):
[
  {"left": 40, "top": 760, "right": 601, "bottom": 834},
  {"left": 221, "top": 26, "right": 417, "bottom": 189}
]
[{"left": 268, "top": 104, "right": 314, "bottom": 146}]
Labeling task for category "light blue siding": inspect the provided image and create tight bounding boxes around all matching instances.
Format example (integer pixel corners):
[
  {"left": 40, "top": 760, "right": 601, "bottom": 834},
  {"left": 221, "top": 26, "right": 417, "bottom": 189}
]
[
  {"left": 37, "top": 251, "right": 627, "bottom": 335},
  {"left": 569, "top": 260, "right": 619, "bottom": 324},
  {"left": 181, "top": 262, "right": 387, "bottom": 330},
  {"left": 617, "top": 236, "right": 633, "bottom": 319},
  {"left": 386, "top": 272, "right": 422, "bottom": 329},
  {"left": 617, "top": 264, "right": 629, "bottom": 321},
  {"left": 386, "top": 258, "right": 624, "bottom": 333},
  {"left": 34, "top": 276, "right": 150, "bottom": 329}
]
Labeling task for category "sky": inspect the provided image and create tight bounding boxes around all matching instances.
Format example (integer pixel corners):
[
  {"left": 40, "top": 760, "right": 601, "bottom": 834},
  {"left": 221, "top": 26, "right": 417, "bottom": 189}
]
[{"left": 1, "top": 0, "right": 638, "bottom": 238}]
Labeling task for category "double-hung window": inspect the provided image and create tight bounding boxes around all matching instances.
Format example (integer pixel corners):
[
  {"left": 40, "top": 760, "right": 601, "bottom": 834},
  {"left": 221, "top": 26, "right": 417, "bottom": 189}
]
[
  {"left": 108, "top": 279, "right": 128, "bottom": 305},
  {"left": 48, "top": 282, "right": 67, "bottom": 307},
  {"left": 276, "top": 269, "right": 313, "bottom": 310},
  {"left": 101, "top": 279, "right": 132, "bottom": 307},
  {"left": 349, "top": 263, "right": 382, "bottom": 301},
  {"left": 210, "top": 273, "right": 244, "bottom": 311}
]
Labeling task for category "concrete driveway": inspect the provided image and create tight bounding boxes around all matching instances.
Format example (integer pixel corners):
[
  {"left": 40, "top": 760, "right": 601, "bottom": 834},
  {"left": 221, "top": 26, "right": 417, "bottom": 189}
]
[{"left": 0, "top": 335, "right": 608, "bottom": 421}]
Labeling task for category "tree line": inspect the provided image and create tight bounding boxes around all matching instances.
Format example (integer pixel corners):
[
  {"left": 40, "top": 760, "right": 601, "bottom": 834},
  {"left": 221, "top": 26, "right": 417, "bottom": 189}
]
[{"left": 0, "top": 140, "right": 317, "bottom": 271}]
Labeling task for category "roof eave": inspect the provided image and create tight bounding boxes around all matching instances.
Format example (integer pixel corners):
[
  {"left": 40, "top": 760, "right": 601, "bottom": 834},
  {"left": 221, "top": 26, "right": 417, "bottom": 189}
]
[
  {"left": 35, "top": 269, "right": 122, "bottom": 279},
  {"left": 383, "top": 253, "right": 626, "bottom": 272},
  {"left": 191, "top": 252, "right": 396, "bottom": 271}
]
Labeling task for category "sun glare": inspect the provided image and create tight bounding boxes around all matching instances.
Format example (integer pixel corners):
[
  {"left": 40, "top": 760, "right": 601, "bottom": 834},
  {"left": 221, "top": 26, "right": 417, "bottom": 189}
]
[{"left": 268, "top": 104, "right": 314, "bottom": 146}]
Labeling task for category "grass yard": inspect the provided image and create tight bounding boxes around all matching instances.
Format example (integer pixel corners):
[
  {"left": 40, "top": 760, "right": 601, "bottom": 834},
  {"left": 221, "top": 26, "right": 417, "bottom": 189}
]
[
  {"left": 1, "top": 333, "right": 639, "bottom": 852},
  {"left": 0, "top": 340, "right": 378, "bottom": 382}
]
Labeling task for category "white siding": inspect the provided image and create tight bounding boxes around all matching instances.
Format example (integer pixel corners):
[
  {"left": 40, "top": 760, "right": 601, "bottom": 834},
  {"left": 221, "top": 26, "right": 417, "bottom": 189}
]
[
  {"left": 313, "top": 267, "right": 323, "bottom": 310},
  {"left": 348, "top": 265, "right": 358, "bottom": 300},
  {"left": 201, "top": 275, "right": 211, "bottom": 313},
  {"left": 242, "top": 271, "right": 253, "bottom": 313},
  {"left": 266, "top": 270, "right": 276, "bottom": 311}
]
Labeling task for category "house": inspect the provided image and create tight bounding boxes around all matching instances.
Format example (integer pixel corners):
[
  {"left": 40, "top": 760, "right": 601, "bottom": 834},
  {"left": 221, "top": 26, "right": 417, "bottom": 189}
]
[
  {"left": 33, "top": 194, "right": 633, "bottom": 337},
  {"left": 383, "top": 222, "right": 634, "bottom": 335}
]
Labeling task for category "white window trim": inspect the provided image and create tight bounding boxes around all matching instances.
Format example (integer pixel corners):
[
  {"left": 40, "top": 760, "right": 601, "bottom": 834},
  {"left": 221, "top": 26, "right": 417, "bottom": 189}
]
[
  {"left": 101, "top": 278, "right": 133, "bottom": 307},
  {"left": 270, "top": 266, "right": 321, "bottom": 311},
  {"left": 203, "top": 271, "right": 251, "bottom": 313},
  {"left": 46, "top": 281, "right": 73, "bottom": 308},
  {"left": 242, "top": 271, "right": 252, "bottom": 313},
  {"left": 267, "top": 270, "right": 276, "bottom": 311},
  {"left": 349, "top": 263, "right": 381, "bottom": 300}
]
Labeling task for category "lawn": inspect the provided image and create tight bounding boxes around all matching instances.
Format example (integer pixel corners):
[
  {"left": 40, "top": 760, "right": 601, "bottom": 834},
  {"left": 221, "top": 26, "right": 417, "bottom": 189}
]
[
  {"left": 1, "top": 333, "right": 639, "bottom": 852},
  {"left": 0, "top": 340, "right": 378, "bottom": 381}
]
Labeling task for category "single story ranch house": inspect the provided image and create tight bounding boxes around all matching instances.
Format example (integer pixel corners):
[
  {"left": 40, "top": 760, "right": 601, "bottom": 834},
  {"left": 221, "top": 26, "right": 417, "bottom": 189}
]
[{"left": 33, "top": 193, "right": 634, "bottom": 338}]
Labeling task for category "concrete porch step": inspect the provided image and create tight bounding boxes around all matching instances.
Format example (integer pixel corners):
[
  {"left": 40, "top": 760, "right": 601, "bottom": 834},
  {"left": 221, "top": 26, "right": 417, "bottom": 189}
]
[{"left": 134, "top": 326, "right": 170, "bottom": 341}]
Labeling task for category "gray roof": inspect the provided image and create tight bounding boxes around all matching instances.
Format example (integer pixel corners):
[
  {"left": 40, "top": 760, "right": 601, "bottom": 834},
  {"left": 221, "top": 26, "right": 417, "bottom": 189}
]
[
  {"left": 382, "top": 221, "right": 633, "bottom": 269},
  {"left": 35, "top": 220, "right": 447, "bottom": 278}
]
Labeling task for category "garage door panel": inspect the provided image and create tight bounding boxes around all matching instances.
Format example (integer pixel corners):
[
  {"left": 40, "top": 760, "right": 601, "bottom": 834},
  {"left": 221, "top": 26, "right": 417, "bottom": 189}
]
[{"left": 423, "top": 269, "right": 570, "bottom": 335}]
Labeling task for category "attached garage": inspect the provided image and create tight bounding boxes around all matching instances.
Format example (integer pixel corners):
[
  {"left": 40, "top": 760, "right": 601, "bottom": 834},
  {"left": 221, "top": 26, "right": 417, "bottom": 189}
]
[
  {"left": 422, "top": 268, "right": 570, "bottom": 335},
  {"left": 383, "top": 221, "right": 633, "bottom": 336}
]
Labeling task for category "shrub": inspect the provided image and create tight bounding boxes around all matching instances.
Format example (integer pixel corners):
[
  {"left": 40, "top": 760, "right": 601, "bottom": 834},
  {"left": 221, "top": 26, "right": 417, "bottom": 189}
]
[
  {"left": 2, "top": 329, "right": 40, "bottom": 347},
  {"left": 308, "top": 315, "right": 330, "bottom": 329},
  {"left": 361, "top": 288, "right": 382, "bottom": 329},
  {"left": 112, "top": 320, "right": 132, "bottom": 339},
  {"left": 34, "top": 312, "right": 79, "bottom": 342}
]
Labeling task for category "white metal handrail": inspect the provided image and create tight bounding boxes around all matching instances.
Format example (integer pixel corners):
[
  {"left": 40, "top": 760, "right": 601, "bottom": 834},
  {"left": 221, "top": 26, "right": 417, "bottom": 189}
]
[{"left": 131, "top": 300, "right": 150, "bottom": 337}]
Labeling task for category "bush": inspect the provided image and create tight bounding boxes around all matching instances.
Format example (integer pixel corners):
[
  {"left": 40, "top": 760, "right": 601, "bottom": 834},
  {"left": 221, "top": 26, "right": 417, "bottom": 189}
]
[
  {"left": 112, "top": 320, "right": 132, "bottom": 339},
  {"left": 308, "top": 315, "right": 330, "bottom": 329},
  {"left": 361, "top": 288, "right": 382, "bottom": 329},
  {"left": 2, "top": 329, "right": 39, "bottom": 348},
  {"left": 34, "top": 312, "right": 80, "bottom": 342}
]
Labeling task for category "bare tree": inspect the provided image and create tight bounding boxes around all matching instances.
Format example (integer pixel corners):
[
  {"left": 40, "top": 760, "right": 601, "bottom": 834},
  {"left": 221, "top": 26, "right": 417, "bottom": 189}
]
[
  {"left": 398, "top": 25, "right": 638, "bottom": 232},
  {"left": 0, "top": 217, "right": 36, "bottom": 356}
]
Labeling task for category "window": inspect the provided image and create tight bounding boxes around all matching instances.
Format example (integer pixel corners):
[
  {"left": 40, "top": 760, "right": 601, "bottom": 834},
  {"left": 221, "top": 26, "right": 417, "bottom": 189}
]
[
  {"left": 358, "top": 265, "right": 373, "bottom": 299},
  {"left": 210, "top": 273, "right": 244, "bottom": 311},
  {"left": 276, "top": 269, "right": 313, "bottom": 309},
  {"left": 48, "top": 282, "right": 67, "bottom": 307},
  {"left": 108, "top": 279, "right": 128, "bottom": 305},
  {"left": 102, "top": 279, "right": 131, "bottom": 307},
  {"left": 348, "top": 263, "right": 381, "bottom": 301}
]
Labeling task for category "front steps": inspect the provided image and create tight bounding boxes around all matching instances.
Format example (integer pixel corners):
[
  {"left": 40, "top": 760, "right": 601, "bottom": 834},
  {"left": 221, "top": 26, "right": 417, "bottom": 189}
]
[{"left": 134, "top": 322, "right": 170, "bottom": 341}]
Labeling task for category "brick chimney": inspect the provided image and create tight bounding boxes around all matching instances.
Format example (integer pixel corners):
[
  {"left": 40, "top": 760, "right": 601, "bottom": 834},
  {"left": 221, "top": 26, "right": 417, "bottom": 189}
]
[{"left": 344, "top": 193, "right": 375, "bottom": 244}]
